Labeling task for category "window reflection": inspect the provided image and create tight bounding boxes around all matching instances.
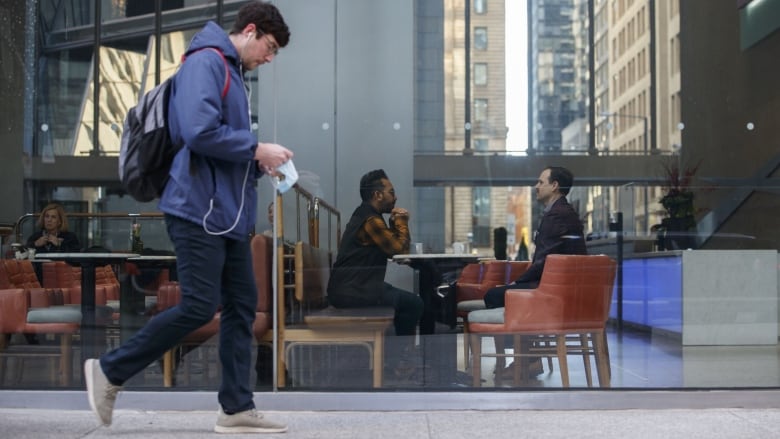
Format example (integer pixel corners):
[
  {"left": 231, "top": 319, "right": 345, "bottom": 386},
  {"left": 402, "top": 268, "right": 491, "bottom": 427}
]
[
  {"left": 71, "top": 32, "right": 191, "bottom": 157},
  {"left": 4, "top": 0, "right": 778, "bottom": 393}
]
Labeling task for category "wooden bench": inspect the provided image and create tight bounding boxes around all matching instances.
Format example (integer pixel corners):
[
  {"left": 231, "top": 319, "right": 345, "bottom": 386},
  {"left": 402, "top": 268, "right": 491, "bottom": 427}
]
[{"left": 271, "top": 241, "right": 394, "bottom": 388}]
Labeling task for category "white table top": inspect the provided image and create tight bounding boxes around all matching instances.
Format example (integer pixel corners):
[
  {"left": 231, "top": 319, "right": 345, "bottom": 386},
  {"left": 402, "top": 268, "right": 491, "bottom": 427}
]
[
  {"left": 126, "top": 255, "right": 177, "bottom": 261},
  {"left": 39, "top": 252, "right": 139, "bottom": 260},
  {"left": 392, "top": 253, "right": 491, "bottom": 261}
]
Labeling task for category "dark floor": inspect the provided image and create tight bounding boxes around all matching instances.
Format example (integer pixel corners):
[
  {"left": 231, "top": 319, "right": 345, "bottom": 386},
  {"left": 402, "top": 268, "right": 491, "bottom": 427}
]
[{"left": 1, "top": 323, "right": 779, "bottom": 390}]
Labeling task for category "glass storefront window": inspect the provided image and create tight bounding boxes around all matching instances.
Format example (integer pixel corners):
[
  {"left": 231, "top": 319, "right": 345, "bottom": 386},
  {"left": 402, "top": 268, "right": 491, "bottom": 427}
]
[{"left": 2, "top": 0, "right": 779, "bottom": 395}]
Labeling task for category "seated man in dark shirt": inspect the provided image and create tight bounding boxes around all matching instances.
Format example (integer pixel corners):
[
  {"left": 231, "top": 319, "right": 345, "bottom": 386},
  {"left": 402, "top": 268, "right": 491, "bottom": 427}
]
[
  {"left": 327, "top": 169, "right": 424, "bottom": 378},
  {"left": 484, "top": 166, "right": 587, "bottom": 378}
]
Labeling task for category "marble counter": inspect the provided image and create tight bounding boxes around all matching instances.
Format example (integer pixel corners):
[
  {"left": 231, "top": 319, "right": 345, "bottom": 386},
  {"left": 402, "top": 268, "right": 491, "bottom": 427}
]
[{"left": 612, "top": 250, "right": 778, "bottom": 345}]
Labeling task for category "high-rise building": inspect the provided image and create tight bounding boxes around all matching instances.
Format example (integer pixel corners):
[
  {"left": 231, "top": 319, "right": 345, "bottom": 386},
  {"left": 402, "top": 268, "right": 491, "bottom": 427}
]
[
  {"left": 528, "top": 0, "right": 584, "bottom": 154},
  {"left": 443, "top": 0, "right": 511, "bottom": 253}
]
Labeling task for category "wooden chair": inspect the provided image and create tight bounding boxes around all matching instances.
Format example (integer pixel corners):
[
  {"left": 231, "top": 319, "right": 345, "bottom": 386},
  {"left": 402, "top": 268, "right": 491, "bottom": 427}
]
[
  {"left": 156, "top": 282, "right": 220, "bottom": 387},
  {"left": 267, "top": 241, "right": 393, "bottom": 388},
  {"left": 467, "top": 255, "right": 616, "bottom": 388}
]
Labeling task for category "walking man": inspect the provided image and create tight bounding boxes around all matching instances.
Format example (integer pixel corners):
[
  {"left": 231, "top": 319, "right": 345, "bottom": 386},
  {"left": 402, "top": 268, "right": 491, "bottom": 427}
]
[{"left": 85, "top": 1, "right": 292, "bottom": 433}]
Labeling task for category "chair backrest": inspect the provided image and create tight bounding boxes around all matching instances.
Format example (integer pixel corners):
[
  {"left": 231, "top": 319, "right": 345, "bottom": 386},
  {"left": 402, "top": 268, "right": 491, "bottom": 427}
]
[
  {"left": 0, "top": 259, "right": 12, "bottom": 289},
  {"left": 250, "top": 234, "right": 273, "bottom": 313},
  {"left": 457, "top": 263, "right": 483, "bottom": 284},
  {"left": 45, "top": 261, "right": 81, "bottom": 289},
  {"left": 0, "top": 288, "right": 28, "bottom": 333},
  {"left": 506, "top": 261, "right": 531, "bottom": 284},
  {"left": 537, "top": 254, "right": 617, "bottom": 329},
  {"left": 156, "top": 282, "right": 181, "bottom": 311},
  {"left": 96, "top": 265, "right": 120, "bottom": 301},
  {"left": 480, "top": 260, "right": 508, "bottom": 287},
  {"left": 2, "top": 259, "right": 41, "bottom": 289},
  {"left": 294, "top": 241, "right": 330, "bottom": 308}
]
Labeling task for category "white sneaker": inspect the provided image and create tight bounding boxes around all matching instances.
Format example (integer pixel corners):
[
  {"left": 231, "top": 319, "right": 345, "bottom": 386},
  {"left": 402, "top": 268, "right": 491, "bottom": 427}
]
[
  {"left": 84, "top": 359, "right": 122, "bottom": 426},
  {"left": 214, "top": 407, "right": 288, "bottom": 434}
]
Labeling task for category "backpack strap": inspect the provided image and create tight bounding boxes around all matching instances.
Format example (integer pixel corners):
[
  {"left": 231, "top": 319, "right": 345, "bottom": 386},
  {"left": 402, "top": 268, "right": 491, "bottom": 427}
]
[{"left": 181, "top": 48, "right": 231, "bottom": 98}]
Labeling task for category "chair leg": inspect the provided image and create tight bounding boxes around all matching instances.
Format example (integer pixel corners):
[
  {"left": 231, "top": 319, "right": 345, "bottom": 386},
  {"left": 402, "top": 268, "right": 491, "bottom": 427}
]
[
  {"left": 372, "top": 330, "right": 383, "bottom": 388},
  {"left": 593, "top": 330, "right": 611, "bottom": 388},
  {"left": 60, "top": 334, "right": 72, "bottom": 386},
  {"left": 513, "top": 335, "right": 523, "bottom": 386},
  {"left": 579, "top": 333, "right": 593, "bottom": 387},
  {"left": 277, "top": 340, "right": 287, "bottom": 388},
  {"left": 470, "top": 333, "right": 482, "bottom": 387},
  {"left": 462, "top": 321, "right": 470, "bottom": 370},
  {"left": 602, "top": 330, "right": 611, "bottom": 380},
  {"left": 556, "top": 334, "right": 569, "bottom": 387},
  {"left": 493, "top": 335, "right": 506, "bottom": 372},
  {"left": 163, "top": 348, "right": 175, "bottom": 387},
  {"left": 544, "top": 336, "right": 554, "bottom": 372}
]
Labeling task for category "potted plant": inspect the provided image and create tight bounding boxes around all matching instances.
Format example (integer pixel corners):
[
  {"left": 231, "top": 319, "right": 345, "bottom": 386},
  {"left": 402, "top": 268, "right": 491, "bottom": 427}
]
[{"left": 651, "top": 157, "right": 701, "bottom": 250}]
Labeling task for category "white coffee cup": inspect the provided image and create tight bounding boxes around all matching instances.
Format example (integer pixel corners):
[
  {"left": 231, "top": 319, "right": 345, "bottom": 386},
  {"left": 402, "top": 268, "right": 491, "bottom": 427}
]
[
  {"left": 412, "top": 242, "right": 423, "bottom": 254},
  {"left": 452, "top": 242, "right": 465, "bottom": 254}
]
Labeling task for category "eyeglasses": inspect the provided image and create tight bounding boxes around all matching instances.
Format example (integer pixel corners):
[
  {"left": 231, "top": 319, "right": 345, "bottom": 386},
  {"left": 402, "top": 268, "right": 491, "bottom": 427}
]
[{"left": 259, "top": 32, "right": 279, "bottom": 56}]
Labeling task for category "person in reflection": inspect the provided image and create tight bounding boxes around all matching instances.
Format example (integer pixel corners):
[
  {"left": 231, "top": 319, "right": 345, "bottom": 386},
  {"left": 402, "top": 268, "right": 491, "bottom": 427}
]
[
  {"left": 262, "top": 201, "right": 274, "bottom": 237},
  {"left": 483, "top": 166, "right": 587, "bottom": 379},
  {"left": 84, "top": 2, "right": 291, "bottom": 434},
  {"left": 327, "top": 169, "right": 424, "bottom": 380},
  {"left": 26, "top": 203, "right": 81, "bottom": 254}
]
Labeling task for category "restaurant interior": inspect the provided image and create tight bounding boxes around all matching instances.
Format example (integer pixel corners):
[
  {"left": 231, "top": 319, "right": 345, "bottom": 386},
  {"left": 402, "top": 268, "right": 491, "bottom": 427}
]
[{"left": 1, "top": 0, "right": 779, "bottom": 404}]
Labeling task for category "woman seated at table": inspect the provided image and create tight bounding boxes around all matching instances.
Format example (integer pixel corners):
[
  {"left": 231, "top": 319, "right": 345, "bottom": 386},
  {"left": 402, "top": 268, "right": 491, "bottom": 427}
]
[{"left": 26, "top": 203, "right": 81, "bottom": 254}]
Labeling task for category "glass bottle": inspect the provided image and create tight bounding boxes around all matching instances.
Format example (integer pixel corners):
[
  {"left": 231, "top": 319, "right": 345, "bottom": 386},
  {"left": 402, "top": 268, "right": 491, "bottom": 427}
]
[{"left": 131, "top": 221, "right": 144, "bottom": 253}]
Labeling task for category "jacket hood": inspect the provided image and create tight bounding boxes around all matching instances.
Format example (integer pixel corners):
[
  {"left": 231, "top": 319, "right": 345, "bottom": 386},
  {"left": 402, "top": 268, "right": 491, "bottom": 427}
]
[{"left": 186, "top": 21, "right": 240, "bottom": 64}]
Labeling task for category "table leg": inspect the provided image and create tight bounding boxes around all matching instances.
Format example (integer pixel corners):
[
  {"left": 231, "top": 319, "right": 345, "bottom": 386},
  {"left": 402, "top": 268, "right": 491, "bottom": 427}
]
[
  {"left": 79, "top": 262, "right": 98, "bottom": 365},
  {"left": 119, "top": 275, "right": 143, "bottom": 344}
]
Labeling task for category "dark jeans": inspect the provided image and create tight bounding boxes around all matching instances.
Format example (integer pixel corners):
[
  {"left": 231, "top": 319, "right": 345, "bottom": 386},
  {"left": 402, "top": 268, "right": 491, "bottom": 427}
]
[
  {"left": 381, "top": 282, "right": 424, "bottom": 337},
  {"left": 329, "top": 282, "right": 423, "bottom": 337},
  {"left": 101, "top": 214, "right": 257, "bottom": 413},
  {"left": 483, "top": 280, "right": 539, "bottom": 309}
]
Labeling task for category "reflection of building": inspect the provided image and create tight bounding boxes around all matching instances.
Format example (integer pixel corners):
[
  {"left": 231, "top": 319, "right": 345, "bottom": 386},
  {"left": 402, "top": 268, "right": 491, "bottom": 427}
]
[
  {"left": 528, "top": 0, "right": 585, "bottom": 155},
  {"left": 443, "top": 0, "right": 509, "bottom": 252},
  {"left": 585, "top": 0, "right": 681, "bottom": 235},
  {"left": 600, "top": 0, "right": 680, "bottom": 234}
]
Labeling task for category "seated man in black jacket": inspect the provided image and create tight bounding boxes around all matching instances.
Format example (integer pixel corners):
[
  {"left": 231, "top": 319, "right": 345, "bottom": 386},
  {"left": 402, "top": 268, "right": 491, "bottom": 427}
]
[
  {"left": 484, "top": 166, "right": 587, "bottom": 378},
  {"left": 327, "top": 169, "right": 424, "bottom": 379}
]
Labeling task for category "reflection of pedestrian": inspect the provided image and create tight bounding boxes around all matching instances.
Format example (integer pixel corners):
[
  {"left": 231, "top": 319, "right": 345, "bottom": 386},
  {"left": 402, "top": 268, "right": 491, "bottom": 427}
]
[{"left": 84, "top": 2, "right": 292, "bottom": 434}]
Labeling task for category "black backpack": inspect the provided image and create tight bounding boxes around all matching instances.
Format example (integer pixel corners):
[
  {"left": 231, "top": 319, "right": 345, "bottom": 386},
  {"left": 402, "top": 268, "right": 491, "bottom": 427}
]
[{"left": 119, "top": 47, "right": 231, "bottom": 202}]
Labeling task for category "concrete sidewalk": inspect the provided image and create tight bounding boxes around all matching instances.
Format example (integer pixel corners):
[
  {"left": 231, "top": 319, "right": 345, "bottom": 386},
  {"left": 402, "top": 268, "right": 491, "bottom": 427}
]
[
  {"left": 3, "top": 390, "right": 780, "bottom": 438},
  {"left": 2, "top": 407, "right": 780, "bottom": 438}
]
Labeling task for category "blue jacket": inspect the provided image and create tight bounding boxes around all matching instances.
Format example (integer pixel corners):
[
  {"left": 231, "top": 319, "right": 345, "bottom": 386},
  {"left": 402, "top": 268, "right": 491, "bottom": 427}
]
[{"left": 161, "top": 21, "right": 264, "bottom": 240}]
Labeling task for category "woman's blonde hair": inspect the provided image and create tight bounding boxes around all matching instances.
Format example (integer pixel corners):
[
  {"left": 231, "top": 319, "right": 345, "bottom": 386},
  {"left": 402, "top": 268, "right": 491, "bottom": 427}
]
[{"left": 36, "top": 203, "right": 69, "bottom": 232}]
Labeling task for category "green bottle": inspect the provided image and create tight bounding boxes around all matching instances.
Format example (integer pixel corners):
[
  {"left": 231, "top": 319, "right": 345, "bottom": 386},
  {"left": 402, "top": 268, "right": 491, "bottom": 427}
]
[{"left": 131, "top": 222, "right": 144, "bottom": 253}]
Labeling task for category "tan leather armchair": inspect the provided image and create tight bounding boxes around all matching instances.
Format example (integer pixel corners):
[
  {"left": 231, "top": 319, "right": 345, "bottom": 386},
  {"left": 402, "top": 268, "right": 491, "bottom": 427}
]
[
  {"left": 467, "top": 254, "right": 616, "bottom": 388},
  {"left": 456, "top": 260, "right": 531, "bottom": 369}
]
